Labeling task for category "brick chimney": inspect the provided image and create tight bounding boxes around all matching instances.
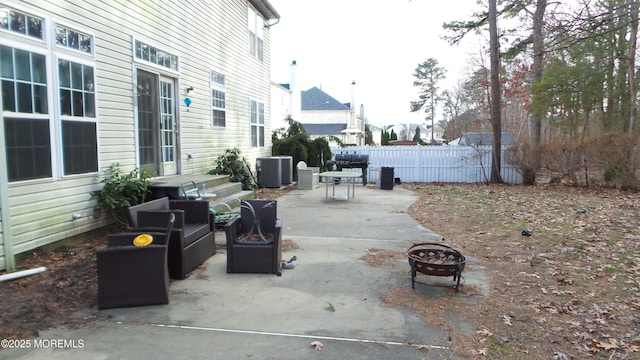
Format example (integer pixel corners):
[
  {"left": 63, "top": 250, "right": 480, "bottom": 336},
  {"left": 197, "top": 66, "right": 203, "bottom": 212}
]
[{"left": 350, "top": 80, "right": 356, "bottom": 111}]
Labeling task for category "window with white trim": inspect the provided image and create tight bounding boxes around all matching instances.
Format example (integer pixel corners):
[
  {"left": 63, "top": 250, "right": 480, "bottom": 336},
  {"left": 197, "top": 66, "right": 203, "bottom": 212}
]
[
  {"left": 0, "top": 8, "right": 43, "bottom": 39},
  {"left": 210, "top": 70, "right": 225, "bottom": 127},
  {"left": 1, "top": 44, "right": 52, "bottom": 181},
  {"left": 250, "top": 99, "right": 265, "bottom": 147},
  {"left": 247, "top": 7, "right": 264, "bottom": 61},
  {"left": 134, "top": 39, "right": 178, "bottom": 71},
  {"left": 58, "top": 58, "right": 97, "bottom": 175},
  {"left": 0, "top": 5, "right": 98, "bottom": 181},
  {"left": 55, "top": 24, "right": 92, "bottom": 54}
]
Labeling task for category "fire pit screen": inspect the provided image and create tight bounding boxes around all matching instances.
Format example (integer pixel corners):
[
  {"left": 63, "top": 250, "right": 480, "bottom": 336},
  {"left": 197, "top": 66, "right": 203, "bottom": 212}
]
[{"left": 407, "top": 242, "right": 466, "bottom": 293}]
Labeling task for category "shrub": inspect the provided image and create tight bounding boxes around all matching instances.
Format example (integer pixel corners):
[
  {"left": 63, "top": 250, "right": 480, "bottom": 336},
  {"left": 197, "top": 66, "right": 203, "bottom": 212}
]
[
  {"left": 90, "top": 164, "right": 152, "bottom": 227},
  {"left": 519, "top": 132, "right": 640, "bottom": 190},
  {"left": 208, "top": 148, "right": 257, "bottom": 190},
  {"left": 585, "top": 133, "right": 640, "bottom": 191},
  {"left": 505, "top": 141, "right": 541, "bottom": 185},
  {"left": 272, "top": 117, "right": 333, "bottom": 173}
]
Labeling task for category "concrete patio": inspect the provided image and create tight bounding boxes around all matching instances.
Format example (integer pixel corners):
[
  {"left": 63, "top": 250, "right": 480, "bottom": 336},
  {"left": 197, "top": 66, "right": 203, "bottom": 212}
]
[{"left": 2, "top": 183, "right": 489, "bottom": 360}]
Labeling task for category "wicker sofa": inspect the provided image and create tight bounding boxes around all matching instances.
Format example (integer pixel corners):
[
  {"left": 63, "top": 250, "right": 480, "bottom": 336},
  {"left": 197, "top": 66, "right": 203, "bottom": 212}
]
[{"left": 128, "top": 197, "right": 216, "bottom": 280}]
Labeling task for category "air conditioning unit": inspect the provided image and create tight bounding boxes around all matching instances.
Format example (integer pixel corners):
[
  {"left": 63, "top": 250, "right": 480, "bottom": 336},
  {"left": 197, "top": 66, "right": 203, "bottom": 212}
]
[
  {"left": 256, "top": 157, "right": 282, "bottom": 188},
  {"left": 274, "top": 156, "right": 293, "bottom": 184}
]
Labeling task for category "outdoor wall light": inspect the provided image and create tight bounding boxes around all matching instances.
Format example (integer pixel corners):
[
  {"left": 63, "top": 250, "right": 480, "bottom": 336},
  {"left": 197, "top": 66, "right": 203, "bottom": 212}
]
[
  {"left": 184, "top": 86, "right": 194, "bottom": 95},
  {"left": 184, "top": 97, "right": 192, "bottom": 107}
]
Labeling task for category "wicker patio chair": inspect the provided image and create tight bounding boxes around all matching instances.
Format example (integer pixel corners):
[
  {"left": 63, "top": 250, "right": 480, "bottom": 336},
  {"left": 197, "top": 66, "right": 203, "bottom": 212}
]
[
  {"left": 96, "top": 212, "right": 175, "bottom": 309},
  {"left": 225, "top": 199, "right": 282, "bottom": 275}
]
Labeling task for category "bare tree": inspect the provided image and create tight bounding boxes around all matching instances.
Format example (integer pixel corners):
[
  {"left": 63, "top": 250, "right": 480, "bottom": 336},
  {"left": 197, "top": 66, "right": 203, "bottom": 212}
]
[
  {"left": 629, "top": 0, "right": 639, "bottom": 131},
  {"left": 489, "top": 0, "right": 504, "bottom": 183}
]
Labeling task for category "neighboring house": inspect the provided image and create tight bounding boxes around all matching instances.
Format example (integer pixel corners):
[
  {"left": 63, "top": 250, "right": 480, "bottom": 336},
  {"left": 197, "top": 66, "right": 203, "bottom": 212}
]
[
  {"left": 448, "top": 132, "right": 516, "bottom": 146},
  {"left": 274, "top": 61, "right": 365, "bottom": 146},
  {"left": 270, "top": 81, "right": 291, "bottom": 131},
  {"left": 300, "top": 86, "right": 365, "bottom": 146},
  {"left": 367, "top": 123, "right": 382, "bottom": 146},
  {"left": 0, "top": 0, "right": 279, "bottom": 270}
]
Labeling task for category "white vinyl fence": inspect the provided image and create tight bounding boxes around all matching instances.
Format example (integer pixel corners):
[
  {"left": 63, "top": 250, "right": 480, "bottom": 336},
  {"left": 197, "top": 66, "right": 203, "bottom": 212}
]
[{"left": 330, "top": 145, "right": 523, "bottom": 184}]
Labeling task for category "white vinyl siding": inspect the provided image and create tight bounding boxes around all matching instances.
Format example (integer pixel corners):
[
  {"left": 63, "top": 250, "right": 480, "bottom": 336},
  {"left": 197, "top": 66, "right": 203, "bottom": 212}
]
[{"left": 0, "top": 0, "right": 275, "bottom": 270}]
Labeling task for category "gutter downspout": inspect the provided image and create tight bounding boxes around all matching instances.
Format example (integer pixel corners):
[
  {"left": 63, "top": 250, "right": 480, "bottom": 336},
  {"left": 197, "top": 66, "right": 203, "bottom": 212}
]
[
  {"left": 0, "top": 267, "right": 46, "bottom": 282},
  {"left": 265, "top": 17, "right": 280, "bottom": 28}
]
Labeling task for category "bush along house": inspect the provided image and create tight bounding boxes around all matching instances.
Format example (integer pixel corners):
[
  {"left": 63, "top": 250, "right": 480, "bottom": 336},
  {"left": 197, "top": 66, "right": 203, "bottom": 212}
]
[{"left": 0, "top": 0, "right": 279, "bottom": 271}]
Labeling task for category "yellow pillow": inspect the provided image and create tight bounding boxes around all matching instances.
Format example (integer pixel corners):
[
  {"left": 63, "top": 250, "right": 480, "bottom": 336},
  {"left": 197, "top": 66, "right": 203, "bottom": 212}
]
[{"left": 133, "top": 234, "right": 153, "bottom": 247}]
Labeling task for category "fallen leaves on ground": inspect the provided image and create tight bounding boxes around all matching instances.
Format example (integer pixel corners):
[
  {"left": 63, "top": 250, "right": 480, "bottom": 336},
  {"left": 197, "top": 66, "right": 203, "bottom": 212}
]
[
  {"left": 0, "top": 235, "right": 106, "bottom": 340},
  {"left": 400, "top": 183, "right": 640, "bottom": 359}
]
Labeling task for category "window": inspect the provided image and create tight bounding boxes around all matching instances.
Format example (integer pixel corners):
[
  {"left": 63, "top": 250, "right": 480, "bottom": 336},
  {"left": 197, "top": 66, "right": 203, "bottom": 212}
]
[
  {"left": 0, "top": 7, "right": 99, "bottom": 182},
  {"left": 134, "top": 40, "right": 178, "bottom": 71},
  {"left": 58, "top": 59, "right": 95, "bottom": 117},
  {"left": 62, "top": 120, "right": 97, "bottom": 175},
  {"left": 1, "top": 45, "right": 52, "bottom": 181},
  {"left": 250, "top": 100, "right": 265, "bottom": 147},
  {"left": 160, "top": 80, "right": 174, "bottom": 162},
  {"left": 55, "top": 24, "right": 92, "bottom": 54},
  {"left": 247, "top": 7, "right": 263, "bottom": 61},
  {"left": 58, "top": 58, "right": 97, "bottom": 175},
  {"left": 5, "top": 118, "right": 52, "bottom": 181},
  {"left": 1, "top": 46, "right": 48, "bottom": 114},
  {"left": 210, "top": 70, "right": 225, "bottom": 127},
  {"left": 0, "top": 8, "right": 43, "bottom": 40}
]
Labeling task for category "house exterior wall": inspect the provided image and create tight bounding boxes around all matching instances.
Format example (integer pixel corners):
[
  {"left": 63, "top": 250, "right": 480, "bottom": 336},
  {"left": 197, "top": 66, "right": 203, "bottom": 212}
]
[
  {"left": 300, "top": 110, "right": 351, "bottom": 124},
  {"left": 270, "top": 81, "right": 290, "bottom": 130},
  {"left": 0, "top": 0, "right": 276, "bottom": 270}
]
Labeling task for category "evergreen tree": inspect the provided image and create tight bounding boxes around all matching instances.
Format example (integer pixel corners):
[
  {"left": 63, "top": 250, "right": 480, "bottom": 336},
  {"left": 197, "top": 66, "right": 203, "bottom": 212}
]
[
  {"left": 390, "top": 129, "right": 398, "bottom": 141},
  {"left": 412, "top": 126, "right": 421, "bottom": 142},
  {"left": 365, "top": 123, "right": 375, "bottom": 145},
  {"left": 410, "top": 58, "right": 446, "bottom": 142},
  {"left": 381, "top": 129, "right": 390, "bottom": 145}
]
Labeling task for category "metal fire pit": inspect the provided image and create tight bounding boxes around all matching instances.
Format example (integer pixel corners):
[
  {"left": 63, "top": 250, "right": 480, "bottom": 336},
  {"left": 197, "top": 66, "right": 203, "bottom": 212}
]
[{"left": 407, "top": 242, "right": 466, "bottom": 293}]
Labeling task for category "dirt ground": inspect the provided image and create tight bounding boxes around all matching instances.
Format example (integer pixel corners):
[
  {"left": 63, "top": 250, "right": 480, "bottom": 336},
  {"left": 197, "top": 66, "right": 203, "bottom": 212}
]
[
  {"left": 1, "top": 184, "right": 639, "bottom": 359},
  {"left": 394, "top": 183, "right": 640, "bottom": 359}
]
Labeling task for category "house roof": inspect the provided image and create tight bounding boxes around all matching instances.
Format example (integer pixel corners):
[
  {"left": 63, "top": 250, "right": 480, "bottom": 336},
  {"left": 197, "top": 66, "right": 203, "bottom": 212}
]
[
  {"left": 389, "top": 140, "right": 418, "bottom": 146},
  {"left": 302, "top": 87, "right": 351, "bottom": 111},
  {"left": 249, "top": 0, "right": 280, "bottom": 20},
  {"left": 302, "top": 123, "right": 347, "bottom": 136},
  {"left": 459, "top": 132, "right": 516, "bottom": 146}
]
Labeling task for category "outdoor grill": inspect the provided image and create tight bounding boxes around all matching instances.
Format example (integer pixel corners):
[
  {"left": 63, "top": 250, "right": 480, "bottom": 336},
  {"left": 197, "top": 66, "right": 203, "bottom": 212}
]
[{"left": 327, "top": 153, "right": 369, "bottom": 185}]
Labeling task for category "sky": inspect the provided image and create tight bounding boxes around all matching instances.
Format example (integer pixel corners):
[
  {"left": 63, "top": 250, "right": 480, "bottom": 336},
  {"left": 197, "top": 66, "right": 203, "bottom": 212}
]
[{"left": 268, "top": 0, "right": 484, "bottom": 128}]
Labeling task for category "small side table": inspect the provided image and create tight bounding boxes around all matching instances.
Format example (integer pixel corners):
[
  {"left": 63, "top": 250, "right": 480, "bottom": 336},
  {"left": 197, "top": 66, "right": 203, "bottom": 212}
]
[{"left": 319, "top": 171, "right": 362, "bottom": 201}]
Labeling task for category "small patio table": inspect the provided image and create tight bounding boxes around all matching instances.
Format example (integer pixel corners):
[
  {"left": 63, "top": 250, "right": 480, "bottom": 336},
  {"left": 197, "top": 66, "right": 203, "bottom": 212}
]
[{"left": 319, "top": 171, "right": 362, "bottom": 201}]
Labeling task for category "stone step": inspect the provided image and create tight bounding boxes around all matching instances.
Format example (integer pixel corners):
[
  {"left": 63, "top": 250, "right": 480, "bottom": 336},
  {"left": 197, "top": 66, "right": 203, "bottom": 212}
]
[
  {"left": 208, "top": 190, "right": 255, "bottom": 214},
  {"left": 199, "top": 174, "right": 235, "bottom": 188},
  {"left": 200, "top": 181, "right": 243, "bottom": 200},
  {"left": 149, "top": 175, "right": 254, "bottom": 209}
]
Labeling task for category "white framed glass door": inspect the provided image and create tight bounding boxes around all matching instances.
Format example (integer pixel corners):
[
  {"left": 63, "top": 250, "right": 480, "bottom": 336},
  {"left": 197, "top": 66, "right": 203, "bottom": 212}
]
[
  {"left": 136, "top": 70, "right": 177, "bottom": 176},
  {"left": 159, "top": 76, "right": 176, "bottom": 175}
]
